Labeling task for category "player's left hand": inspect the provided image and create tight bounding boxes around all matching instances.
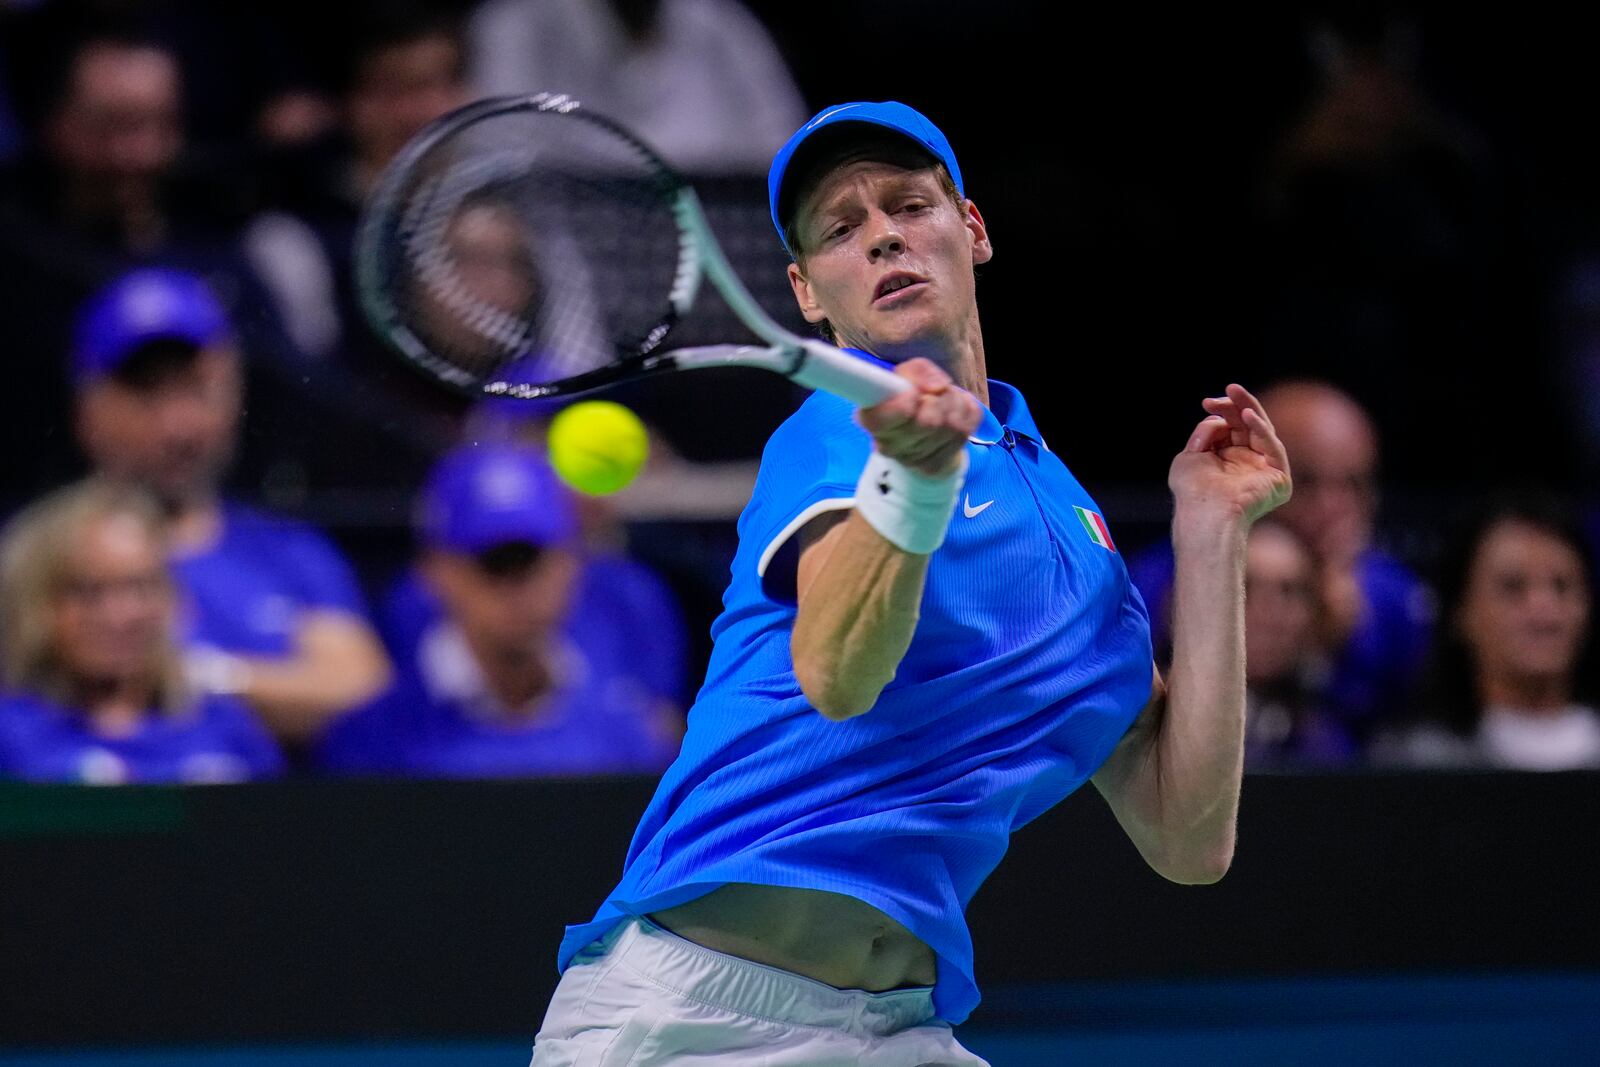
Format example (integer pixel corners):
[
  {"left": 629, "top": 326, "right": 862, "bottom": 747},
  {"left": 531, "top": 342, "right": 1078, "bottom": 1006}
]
[{"left": 1168, "top": 383, "right": 1292, "bottom": 526}]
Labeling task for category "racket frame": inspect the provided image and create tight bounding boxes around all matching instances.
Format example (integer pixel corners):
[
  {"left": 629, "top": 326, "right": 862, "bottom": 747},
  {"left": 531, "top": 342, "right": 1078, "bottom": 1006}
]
[{"left": 359, "top": 93, "right": 910, "bottom": 408}]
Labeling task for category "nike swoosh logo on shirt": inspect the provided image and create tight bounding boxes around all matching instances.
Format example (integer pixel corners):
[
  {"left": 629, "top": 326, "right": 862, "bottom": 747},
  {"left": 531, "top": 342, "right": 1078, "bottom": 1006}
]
[{"left": 963, "top": 495, "right": 994, "bottom": 518}]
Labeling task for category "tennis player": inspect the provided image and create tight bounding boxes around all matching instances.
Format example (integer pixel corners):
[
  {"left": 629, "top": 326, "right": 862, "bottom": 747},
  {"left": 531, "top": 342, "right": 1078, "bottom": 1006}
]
[{"left": 530, "top": 102, "right": 1292, "bottom": 1066}]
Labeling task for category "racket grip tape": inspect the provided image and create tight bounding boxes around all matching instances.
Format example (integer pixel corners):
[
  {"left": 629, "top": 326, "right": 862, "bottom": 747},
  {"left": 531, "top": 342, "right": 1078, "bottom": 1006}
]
[{"left": 791, "top": 340, "right": 912, "bottom": 408}]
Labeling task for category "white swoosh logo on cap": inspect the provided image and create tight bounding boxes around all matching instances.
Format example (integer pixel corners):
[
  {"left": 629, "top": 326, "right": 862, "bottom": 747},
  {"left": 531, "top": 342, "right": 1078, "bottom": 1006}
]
[
  {"left": 963, "top": 495, "right": 993, "bottom": 519},
  {"left": 805, "top": 105, "right": 860, "bottom": 130}
]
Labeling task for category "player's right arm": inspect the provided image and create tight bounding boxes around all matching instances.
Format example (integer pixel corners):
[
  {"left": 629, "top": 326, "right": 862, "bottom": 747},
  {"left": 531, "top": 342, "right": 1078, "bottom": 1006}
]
[{"left": 790, "top": 359, "right": 981, "bottom": 720}]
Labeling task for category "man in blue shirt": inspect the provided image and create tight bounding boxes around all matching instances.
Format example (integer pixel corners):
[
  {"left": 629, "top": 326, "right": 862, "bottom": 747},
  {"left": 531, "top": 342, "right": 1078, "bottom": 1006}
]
[
  {"left": 1128, "top": 380, "right": 1434, "bottom": 753},
  {"left": 71, "top": 268, "right": 391, "bottom": 745},
  {"left": 531, "top": 103, "right": 1293, "bottom": 1066},
  {"left": 316, "top": 444, "right": 681, "bottom": 778}
]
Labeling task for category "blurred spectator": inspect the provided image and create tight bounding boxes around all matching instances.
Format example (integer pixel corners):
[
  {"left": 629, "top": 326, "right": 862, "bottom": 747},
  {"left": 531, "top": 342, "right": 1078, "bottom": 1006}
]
[
  {"left": 1374, "top": 497, "right": 1600, "bottom": 770},
  {"left": 0, "top": 16, "right": 291, "bottom": 504},
  {"left": 243, "top": 0, "right": 471, "bottom": 443},
  {"left": 1250, "top": 15, "right": 1562, "bottom": 488},
  {"left": 469, "top": 0, "right": 805, "bottom": 172},
  {"left": 414, "top": 401, "right": 690, "bottom": 708},
  {"left": 71, "top": 268, "right": 390, "bottom": 744},
  {"left": 1128, "top": 380, "right": 1433, "bottom": 747},
  {"left": 319, "top": 444, "right": 682, "bottom": 778},
  {"left": 1241, "top": 520, "right": 1356, "bottom": 768},
  {"left": 0, "top": 479, "right": 283, "bottom": 784}
]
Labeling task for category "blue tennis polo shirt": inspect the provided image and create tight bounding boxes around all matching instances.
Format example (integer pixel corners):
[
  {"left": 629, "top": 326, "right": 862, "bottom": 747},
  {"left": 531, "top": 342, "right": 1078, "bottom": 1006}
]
[{"left": 557, "top": 375, "right": 1154, "bottom": 1024}]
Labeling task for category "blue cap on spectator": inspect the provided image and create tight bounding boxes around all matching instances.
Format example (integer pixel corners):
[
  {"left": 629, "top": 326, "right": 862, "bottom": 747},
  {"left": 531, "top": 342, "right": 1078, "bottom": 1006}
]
[
  {"left": 417, "top": 445, "right": 577, "bottom": 552},
  {"left": 767, "top": 101, "right": 965, "bottom": 252},
  {"left": 73, "top": 268, "right": 232, "bottom": 382}
]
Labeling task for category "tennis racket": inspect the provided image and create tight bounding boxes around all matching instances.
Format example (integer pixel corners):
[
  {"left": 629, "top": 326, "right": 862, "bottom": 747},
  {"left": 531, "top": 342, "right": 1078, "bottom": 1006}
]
[{"left": 355, "top": 92, "right": 911, "bottom": 408}]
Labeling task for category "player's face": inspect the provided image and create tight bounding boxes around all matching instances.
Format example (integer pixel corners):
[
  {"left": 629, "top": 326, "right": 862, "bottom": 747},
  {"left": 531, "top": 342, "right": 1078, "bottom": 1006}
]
[
  {"left": 1242, "top": 525, "right": 1318, "bottom": 685},
  {"left": 76, "top": 347, "right": 243, "bottom": 508},
  {"left": 424, "top": 544, "right": 580, "bottom": 655},
  {"left": 50, "top": 513, "right": 174, "bottom": 686},
  {"left": 1458, "top": 520, "right": 1591, "bottom": 686},
  {"left": 787, "top": 161, "right": 991, "bottom": 355}
]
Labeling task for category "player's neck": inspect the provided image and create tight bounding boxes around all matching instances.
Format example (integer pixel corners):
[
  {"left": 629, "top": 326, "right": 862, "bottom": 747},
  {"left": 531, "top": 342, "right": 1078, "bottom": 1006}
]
[{"left": 867, "top": 319, "right": 989, "bottom": 405}]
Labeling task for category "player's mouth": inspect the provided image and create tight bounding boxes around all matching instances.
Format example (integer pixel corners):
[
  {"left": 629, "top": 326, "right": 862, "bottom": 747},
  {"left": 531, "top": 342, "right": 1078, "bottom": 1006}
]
[{"left": 872, "top": 272, "right": 928, "bottom": 305}]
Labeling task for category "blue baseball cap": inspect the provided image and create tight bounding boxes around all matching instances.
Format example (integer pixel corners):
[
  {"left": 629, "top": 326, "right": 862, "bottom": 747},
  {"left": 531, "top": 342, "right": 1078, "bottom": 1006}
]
[
  {"left": 73, "top": 268, "right": 232, "bottom": 382},
  {"left": 417, "top": 445, "right": 577, "bottom": 553},
  {"left": 767, "top": 101, "right": 965, "bottom": 252}
]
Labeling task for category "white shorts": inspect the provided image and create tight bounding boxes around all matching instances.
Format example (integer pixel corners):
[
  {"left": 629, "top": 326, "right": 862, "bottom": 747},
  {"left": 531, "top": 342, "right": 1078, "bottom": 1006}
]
[{"left": 529, "top": 916, "right": 991, "bottom": 1066}]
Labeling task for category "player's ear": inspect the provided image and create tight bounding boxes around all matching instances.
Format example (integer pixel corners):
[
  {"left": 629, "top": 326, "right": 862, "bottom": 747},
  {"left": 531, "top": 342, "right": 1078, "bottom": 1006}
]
[
  {"left": 787, "top": 260, "right": 829, "bottom": 326},
  {"left": 964, "top": 200, "right": 993, "bottom": 266}
]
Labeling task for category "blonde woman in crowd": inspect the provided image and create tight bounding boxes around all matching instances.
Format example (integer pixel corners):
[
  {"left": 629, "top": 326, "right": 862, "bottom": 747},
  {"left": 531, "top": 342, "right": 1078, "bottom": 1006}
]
[{"left": 0, "top": 481, "right": 283, "bottom": 784}]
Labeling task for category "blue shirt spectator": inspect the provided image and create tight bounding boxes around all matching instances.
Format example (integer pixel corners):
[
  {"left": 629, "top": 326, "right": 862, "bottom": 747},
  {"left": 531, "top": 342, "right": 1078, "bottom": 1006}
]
[
  {"left": 0, "top": 691, "right": 282, "bottom": 784},
  {"left": 1129, "top": 539, "right": 1431, "bottom": 745},
  {"left": 0, "top": 25, "right": 302, "bottom": 506},
  {"left": 378, "top": 552, "right": 687, "bottom": 709},
  {"left": 71, "top": 269, "right": 392, "bottom": 744},
  {"left": 316, "top": 626, "right": 677, "bottom": 779},
  {"left": 0, "top": 480, "right": 284, "bottom": 784},
  {"left": 319, "top": 444, "right": 682, "bottom": 778},
  {"left": 174, "top": 502, "right": 370, "bottom": 658}
]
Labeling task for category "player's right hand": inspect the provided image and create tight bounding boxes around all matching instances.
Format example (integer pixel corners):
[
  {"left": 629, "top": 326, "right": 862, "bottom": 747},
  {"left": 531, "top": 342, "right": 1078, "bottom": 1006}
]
[{"left": 856, "top": 358, "right": 983, "bottom": 477}]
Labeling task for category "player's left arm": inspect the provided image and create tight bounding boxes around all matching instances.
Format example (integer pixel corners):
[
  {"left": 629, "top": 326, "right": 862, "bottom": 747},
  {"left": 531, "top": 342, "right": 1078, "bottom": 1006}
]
[{"left": 1092, "top": 384, "right": 1291, "bottom": 885}]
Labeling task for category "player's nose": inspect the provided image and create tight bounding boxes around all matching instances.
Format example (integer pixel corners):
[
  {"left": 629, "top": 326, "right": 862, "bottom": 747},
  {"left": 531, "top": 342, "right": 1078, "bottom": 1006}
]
[{"left": 864, "top": 210, "right": 905, "bottom": 261}]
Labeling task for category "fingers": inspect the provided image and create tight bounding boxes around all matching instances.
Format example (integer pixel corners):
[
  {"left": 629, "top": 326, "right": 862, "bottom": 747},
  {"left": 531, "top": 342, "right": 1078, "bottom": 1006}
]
[
  {"left": 857, "top": 358, "right": 981, "bottom": 475},
  {"left": 894, "top": 356, "right": 955, "bottom": 394},
  {"left": 1200, "top": 394, "right": 1249, "bottom": 449},
  {"left": 1185, "top": 415, "right": 1230, "bottom": 453},
  {"left": 1198, "top": 384, "right": 1291, "bottom": 472}
]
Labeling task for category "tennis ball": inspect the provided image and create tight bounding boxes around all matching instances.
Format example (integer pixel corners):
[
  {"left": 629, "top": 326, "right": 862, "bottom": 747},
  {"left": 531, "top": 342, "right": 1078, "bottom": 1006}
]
[{"left": 546, "top": 400, "right": 649, "bottom": 495}]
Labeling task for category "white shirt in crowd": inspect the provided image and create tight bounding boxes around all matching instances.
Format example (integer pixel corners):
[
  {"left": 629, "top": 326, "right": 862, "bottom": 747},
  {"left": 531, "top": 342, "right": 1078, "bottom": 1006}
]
[{"left": 469, "top": 0, "right": 808, "bottom": 173}]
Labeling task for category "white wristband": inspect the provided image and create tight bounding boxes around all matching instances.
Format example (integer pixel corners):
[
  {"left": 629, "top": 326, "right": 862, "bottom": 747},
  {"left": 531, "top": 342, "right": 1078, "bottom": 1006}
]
[{"left": 853, "top": 448, "right": 968, "bottom": 555}]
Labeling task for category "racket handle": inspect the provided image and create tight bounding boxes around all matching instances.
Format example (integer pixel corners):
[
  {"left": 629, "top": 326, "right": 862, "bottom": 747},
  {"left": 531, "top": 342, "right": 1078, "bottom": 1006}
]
[{"left": 791, "top": 340, "right": 912, "bottom": 407}]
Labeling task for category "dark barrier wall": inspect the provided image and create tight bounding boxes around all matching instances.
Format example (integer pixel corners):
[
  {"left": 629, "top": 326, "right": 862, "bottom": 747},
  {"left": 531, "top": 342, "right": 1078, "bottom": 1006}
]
[{"left": 2, "top": 772, "right": 1597, "bottom": 1047}]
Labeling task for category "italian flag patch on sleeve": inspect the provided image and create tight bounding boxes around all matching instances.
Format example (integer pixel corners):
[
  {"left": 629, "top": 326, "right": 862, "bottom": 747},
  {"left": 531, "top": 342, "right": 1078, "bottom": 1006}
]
[{"left": 1073, "top": 505, "right": 1117, "bottom": 552}]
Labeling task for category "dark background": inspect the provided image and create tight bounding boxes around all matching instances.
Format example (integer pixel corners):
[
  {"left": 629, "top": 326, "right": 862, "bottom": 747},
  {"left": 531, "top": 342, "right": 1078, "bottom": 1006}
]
[{"left": 3, "top": 772, "right": 1597, "bottom": 1045}]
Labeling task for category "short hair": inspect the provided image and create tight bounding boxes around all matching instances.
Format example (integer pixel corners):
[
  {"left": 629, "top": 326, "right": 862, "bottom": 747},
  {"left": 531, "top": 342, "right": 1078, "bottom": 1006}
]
[{"left": 0, "top": 479, "right": 187, "bottom": 713}]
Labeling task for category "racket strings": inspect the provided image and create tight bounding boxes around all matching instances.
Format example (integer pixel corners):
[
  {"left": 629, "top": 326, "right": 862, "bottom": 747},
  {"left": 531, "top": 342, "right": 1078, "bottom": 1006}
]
[{"left": 366, "top": 106, "right": 687, "bottom": 393}]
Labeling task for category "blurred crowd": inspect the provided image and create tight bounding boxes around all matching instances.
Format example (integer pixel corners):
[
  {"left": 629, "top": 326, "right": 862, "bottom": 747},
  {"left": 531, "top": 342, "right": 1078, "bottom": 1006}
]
[{"left": 0, "top": 2, "right": 1596, "bottom": 784}]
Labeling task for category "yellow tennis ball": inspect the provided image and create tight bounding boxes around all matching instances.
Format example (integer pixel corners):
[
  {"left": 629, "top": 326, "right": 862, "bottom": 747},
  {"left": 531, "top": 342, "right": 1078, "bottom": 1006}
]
[{"left": 546, "top": 400, "right": 649, "bottom": 495}]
